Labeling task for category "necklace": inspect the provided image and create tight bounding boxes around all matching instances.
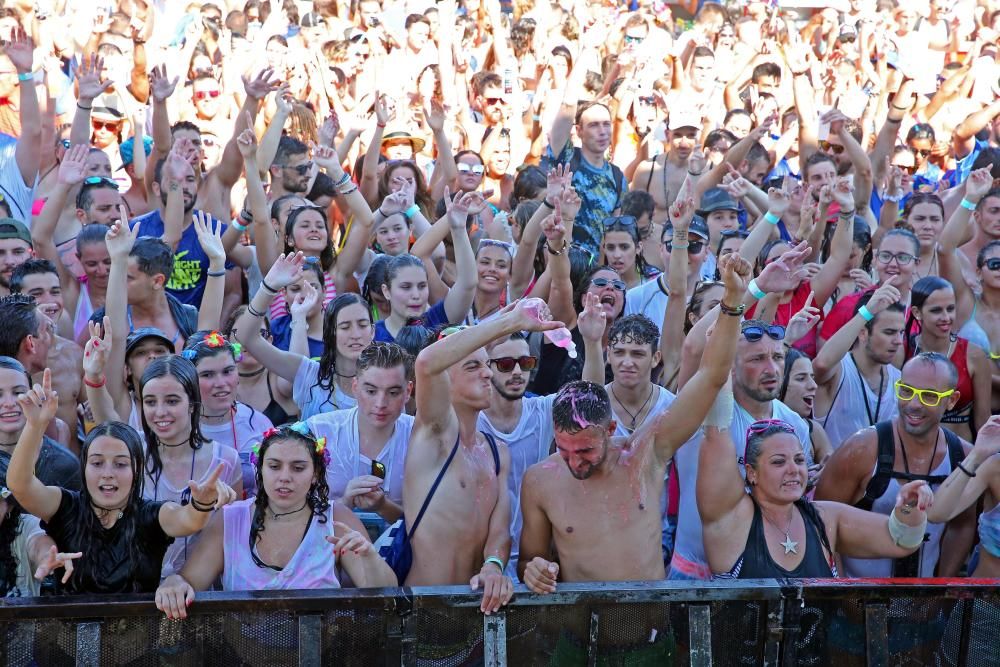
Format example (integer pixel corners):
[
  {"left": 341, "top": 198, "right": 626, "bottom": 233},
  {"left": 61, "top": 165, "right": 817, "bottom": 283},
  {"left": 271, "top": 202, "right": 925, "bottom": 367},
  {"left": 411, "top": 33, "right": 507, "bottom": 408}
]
[
  {"left": 239, "top": 367, "right": 266, "bottom": 378},
  {"left": 610, "top": 383, "right": 655, "bottom": 431},
  {"left": 335, "top": 370, "right": 356, "bottom": 379},
  {"left": 761, "top": 505, "right": 799, "bottom": 554},
  {"left": 897, "top": 423, "right": 940, "bottom": 478},
  {"left": 851, "top": 353, "right": 885, "bottom": 427},
  {"left": 268, "top": 501, "right": 308, "bottom": 520},
  {"left": 91, "top": 502, "right": 127, "bottom": 523}
]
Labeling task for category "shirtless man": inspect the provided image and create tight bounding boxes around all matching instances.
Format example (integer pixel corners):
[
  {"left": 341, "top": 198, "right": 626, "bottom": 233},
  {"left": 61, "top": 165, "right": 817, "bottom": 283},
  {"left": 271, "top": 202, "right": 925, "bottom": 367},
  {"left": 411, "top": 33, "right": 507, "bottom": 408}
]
[
  {"left": 518, "top": 253, "right": 748, "bottom": 592},
  {"left": 406, "top": 298, "right": 561, "bottom": 613}
]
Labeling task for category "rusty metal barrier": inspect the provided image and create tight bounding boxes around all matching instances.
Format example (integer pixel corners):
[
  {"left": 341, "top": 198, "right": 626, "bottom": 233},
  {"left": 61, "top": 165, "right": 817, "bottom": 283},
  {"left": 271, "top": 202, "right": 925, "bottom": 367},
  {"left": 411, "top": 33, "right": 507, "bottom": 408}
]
[{"left": 1, "top": 578, "right": 997, "bottom": 666}]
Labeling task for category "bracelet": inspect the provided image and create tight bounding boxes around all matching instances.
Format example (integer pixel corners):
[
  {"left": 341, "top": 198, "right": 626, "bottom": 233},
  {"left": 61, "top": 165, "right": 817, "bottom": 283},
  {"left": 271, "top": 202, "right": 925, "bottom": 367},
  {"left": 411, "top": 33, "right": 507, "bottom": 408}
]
[
  {"left": 719, "top": 301, "right": 746, "bottom": 317},
  {"left": 403, "top": 204, "right": 419, "bottom": 219},
  {"left": 541, "top": 199, "right": 555, "bottom": 209},
  {"left": 247, "top": 303, "right": 266, "bottom": 317},
  {"left": 77, "top": 102, "right": 92, "bottom": 111},
  {"left": 207, "top": 269, "right": 226, "bottom": 277},
  {"left": 891, "top": 104, "right": 910, "bottom": 111},
  {"left": 888, "top": 508, "right": 926, "bottom": 549},
  {"left": 960, "top": 198, "right": 977, "bottom": 211},
  {"left": 885, "top": 117, "right": 902, "bottom": 125},
  {"left": 882, "top": 192, "right": 904, "bottom": 203},
  {"left": 747, "top": 278, "right": 766, "bottom": 300},
  {"left": 763, "top": 211, "right": 780, "bottom": 225},
  {"left": 688, "top": 170, "right": 704, "bottom": 177},
  {"left": 838, "top": 208, "right": 856, "bottom": 218},
  {"left": 334, "top": 172, "right": 351, "bottom": 187},
  {"left": 338, "top": 185, "right": 358, "bottom": 196},
  {"left": 670, "top": 241, "right": 689, "bottom": 249},
  {"left": 376, "top": 122, "right": 386, "bottom": 129},
  {"left": 17, "top": 71, "right": 33, "bottom": 82},
  {"left": 83, "top": 375, "right": 106, "bottom": 389},
  {"left": 261, "top": 279, "right": 279, "bottom": 294},
  {"left": 956, "top": 462, "right": 977, "bottom": 478},
  {"left": 231, "top": 219, "right": 248, "bottom": 233},
  {"left": 190, "top": 498, "right": 216, "bottom": 512},
  {"left": 377, "top": 207, "right": 388, "bottom": 217},
  {"left": 484, "top": 556, "right": 505, "bottom": 572},
  {"left": 545, "top": 240, "right": 568, "bottom": 256},
  {"left": 238, "top": 208, "right": 253, "bottom": 224},
  {"left": 858, "top": 305, "right": 875, "bottom": 322}
]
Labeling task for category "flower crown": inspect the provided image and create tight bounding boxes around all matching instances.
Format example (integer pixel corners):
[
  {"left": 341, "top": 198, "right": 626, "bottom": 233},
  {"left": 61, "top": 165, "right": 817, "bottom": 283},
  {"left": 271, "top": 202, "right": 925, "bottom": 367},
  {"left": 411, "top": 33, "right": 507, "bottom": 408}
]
[
  {"left": 182, "top": 331, "right": 244, "bottom": 362},
  {"left": 251, "top": 422, "right": 329, "bottom": 467}
]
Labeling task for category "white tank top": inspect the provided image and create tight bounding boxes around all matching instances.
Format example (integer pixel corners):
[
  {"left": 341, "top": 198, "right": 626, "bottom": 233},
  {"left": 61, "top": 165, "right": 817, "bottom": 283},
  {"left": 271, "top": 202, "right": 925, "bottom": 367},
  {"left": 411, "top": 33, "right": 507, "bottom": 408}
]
[{"left": 818, "top": 355, "right": 900, "bottom": 451}]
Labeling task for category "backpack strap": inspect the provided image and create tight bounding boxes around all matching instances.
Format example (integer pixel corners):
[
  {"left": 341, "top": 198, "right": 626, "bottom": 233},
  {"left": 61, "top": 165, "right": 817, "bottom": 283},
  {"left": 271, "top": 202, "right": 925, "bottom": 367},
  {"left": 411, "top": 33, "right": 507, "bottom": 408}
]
[
  {"left": 407, "top": 433, "right": 461, "bottom": 540},
  {"left": 481, "top": 431, "right": 500, "bottom": 475},
  {"left": 570, "top": 148, "right": 624, "bottom": 208},
  {"left": 856, "top": 421, "right": 896, "bottom": 511},
  {"left": 943, "top": 428, "right": 965, "bottom": 472}
]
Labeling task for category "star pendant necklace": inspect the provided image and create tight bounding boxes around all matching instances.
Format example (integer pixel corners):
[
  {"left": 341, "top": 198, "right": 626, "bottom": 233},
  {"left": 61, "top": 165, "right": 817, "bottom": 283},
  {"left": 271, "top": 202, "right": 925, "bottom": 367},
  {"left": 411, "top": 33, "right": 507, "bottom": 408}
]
[{"left": 763, "top": 506, "right": 798, "bottom": 554}]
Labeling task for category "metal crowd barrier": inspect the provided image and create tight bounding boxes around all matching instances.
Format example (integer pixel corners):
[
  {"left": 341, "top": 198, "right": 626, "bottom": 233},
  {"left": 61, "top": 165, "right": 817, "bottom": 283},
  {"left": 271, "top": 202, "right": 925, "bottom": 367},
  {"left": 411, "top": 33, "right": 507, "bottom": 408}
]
[{"left": 1, "top": 578, "right": 998, "bottom": 666}]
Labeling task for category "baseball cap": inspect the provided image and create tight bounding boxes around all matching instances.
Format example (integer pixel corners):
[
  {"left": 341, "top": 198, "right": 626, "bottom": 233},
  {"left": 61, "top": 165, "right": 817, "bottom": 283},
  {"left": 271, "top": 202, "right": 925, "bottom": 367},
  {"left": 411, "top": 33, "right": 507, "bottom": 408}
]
[
  {"left": 663, "top": 215, "right": 710, "bottom": 241},
  {"left": 126, "top": 327, "right": 174, "bottom": 358},
  {"left": 668, "top": 110, "right": 703, "bottom": 131},
  {"left": 119, "top": 136, "right": 154, "bottom": 169},
  {"left": 0, "top": 218, "right": 32, "bottom": 246},
  {"left": 697, "top": 188, "right": 739, "bottom": 216}
]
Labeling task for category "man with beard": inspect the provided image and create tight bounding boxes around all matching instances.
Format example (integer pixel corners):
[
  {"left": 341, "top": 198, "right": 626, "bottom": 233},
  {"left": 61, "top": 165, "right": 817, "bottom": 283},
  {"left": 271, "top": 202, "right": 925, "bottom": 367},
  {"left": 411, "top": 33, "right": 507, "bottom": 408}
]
[
  {"left": 266, "top": 136, "right": 313, "bottom": 201},
  {"left": 0, "top": 219, "right": 33, "bottom": 297},
  {"left": 477, "top": 333, "right": 555, "bottom": 578},
  {"left": 816, "top": 352, "right": 976, "bottom": 580},
  {"left": 812, "top": 282, "right": 905, "bottom": 450},
  {"left": 518, "top": 253, "right": 747, "bottom": 591}
]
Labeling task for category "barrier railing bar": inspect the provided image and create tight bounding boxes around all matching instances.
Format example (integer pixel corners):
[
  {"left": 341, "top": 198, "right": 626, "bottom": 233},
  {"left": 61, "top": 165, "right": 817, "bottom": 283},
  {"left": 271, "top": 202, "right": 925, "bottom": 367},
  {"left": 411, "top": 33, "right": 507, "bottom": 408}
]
[
  {"left": 778, "top": 589, "right": 802, "bottom": 667},
  {"left": 586, "top": 609, "right": 599, "bottom": 667},
  {"left": 763, "top": 598, "right": 783, "bottom": 667},
  {"left": 864, "top": 602, "right": 888, "bottom": 667},
  {"left": 399, "top": 608, "right": 416, "bottom": 667},
  {"left": 483, "top": 613, "right": 506, "bottom": 667},
  {"left": 687, "top": 604, "right": 712, "bottom": 667},
  {"left": 297, "top": 614, "right": 322, "bottom": 667},
  {"left": 74, "top": 621, "right": 100, "bottom": 667},
  {"left": 383, "top": 603, "right": 402, "bottom": 667},
  {"left": 956, "top": 597, "right": 972, "bottom": 667}
]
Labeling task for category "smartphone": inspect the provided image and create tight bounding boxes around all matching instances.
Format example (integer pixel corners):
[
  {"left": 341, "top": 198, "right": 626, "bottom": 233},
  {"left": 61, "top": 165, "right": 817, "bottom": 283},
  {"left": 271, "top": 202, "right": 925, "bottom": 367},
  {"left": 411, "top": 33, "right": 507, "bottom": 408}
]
[{"left": 371, "top": 460, "right": 386, "bottom": 480}]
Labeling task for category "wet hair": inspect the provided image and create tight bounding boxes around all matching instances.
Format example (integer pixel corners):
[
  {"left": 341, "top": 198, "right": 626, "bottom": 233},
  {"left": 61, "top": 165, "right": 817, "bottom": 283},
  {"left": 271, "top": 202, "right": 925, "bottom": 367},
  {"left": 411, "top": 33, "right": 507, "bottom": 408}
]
[
  {"left": 752, "top": 62, "right": 781, "bottom": 83},
  {"left": 381, "top": 254, "right": 426, "bottom": 293},
  {"left": 362, "top": 254, "right": 393, "bottom": 320},
  {"left": 880, "top": 228, "right": 920, "bottom": 257},
  {"left": 976, "top": 239, "right": 1000, "bottom": 269},
  {"left": 685, "top": 280, "right": 725, "bottom": 334},
  {"left": 377, "top": 161, "right": 433, "bottom": 220},
  {"left": 608, "top": 314, "right": 659, "bottom": 353},
  {"left": 251, "top": 426, "right": 331, "bottom": 553},
  {"left": 357, "top": 341, "right": 414, "bottom": 379},
  {"left": 976, "top": 187, "right": 1000, "bottom": 213},
  {"left": 704, "top": 128, "right": 738, "bottom": 151},
  {"left": 745, "top": 420, "right": 798, "bottom": 469},
  {"left": 315, "top": 293, "right": 372, "bottom": 395},
  {"left": 0, "top": 489, "right": 23, "bottom": 595},
  {"left": 970, "top": 152, "right": 1000, "bottom": 181},
  {"left": 553, "top": 381, "right": 613, "bottom": 434},
  {"left": 855, "top": 291, "right": 905, "bottom": 334},
  {"left": 270, "top": 193, "right": 307, "bottom": 224},
  {"left": 395, "top": 323, "right": 432, "bottom": 360},
  {"left": 130, "top": 237, "right": 174, "bottom": 279},
  {"left": 9, "top": 258, "right": 58, "bottom": 294},
  {"left": 139, "top": 356, "right": 207, "bottom": 482},
  {"left": 779, "top": 347, "right": 807, "bottom": 404},
  {"left": 852, "top": 220, "right": 873, "bottom": 274},
  {"left": 754, "top": 238, "right": 791, "bottom": 276},
  {"left": 902, "top": 192, "right": 944, "bottom": 222},
  {"left": 183, "top": 330, "right": 241, "bottom": 366},
  {"left": 509, "top": 166, "right": 546, "bottom": 210},
  {"left": 0, "top": 294, "right": 40, "bottom": 359},
  {"left": 904, "top": 276, "right": 954, "bottom": 357},
  {"left": 75, "top": 179, "right": 119, "bottom": 212},
  {"left": 512, "top": 199, "right": 541, "bottom": 237},
  {"left": 70, "top": 422, "right": 147, "bottom": 593},
  {"left": 76, "top": 223, "right": 110, "bottom": 254},
  {"left": 284, "top": 205, "right": 336, "bottom": 272},
  {"left": 170, "top": 120, "right": 201, "bottom": 138},
  {"left": 602, "top": 218, "right": 650, "bottom": 278},
  {"left": 904, "top": 351, "right": 959, "bottom": 389}
]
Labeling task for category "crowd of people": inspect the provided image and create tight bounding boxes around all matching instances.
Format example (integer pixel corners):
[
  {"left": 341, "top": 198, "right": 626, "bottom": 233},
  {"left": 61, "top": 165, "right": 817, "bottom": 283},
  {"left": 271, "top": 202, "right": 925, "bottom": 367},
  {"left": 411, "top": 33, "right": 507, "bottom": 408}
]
[{"left": 0, "top": 0, "right": 997, "bottom": 650}]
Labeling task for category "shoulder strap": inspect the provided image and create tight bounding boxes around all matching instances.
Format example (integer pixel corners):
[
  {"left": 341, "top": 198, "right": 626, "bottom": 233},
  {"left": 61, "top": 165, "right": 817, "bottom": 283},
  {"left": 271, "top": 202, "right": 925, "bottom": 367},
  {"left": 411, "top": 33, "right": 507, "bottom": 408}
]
[
  {"left": 610, "top": 163, "right": 624, "bottom": 208},
  {"left": 856, "top": 421, "right": 896, "bottom": 511},
  {"left": 943, "top": 428, "right": 965, "bottom": 472},
  {"left": 645, "top": 157, "right": 656, "bottom": 191},
  {"left": 481, "top": 431, "right": 500, "bottom": 476},
  {"left": 407, "top": 434, "right": 461, "bottom": 539}
]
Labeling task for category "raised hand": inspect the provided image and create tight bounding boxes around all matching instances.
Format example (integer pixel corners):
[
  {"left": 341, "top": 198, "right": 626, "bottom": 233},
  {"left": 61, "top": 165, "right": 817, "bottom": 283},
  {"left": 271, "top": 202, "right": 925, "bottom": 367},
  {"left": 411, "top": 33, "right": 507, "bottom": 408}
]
[
  {"left": 558, "top": 186, "right": 582, "bottom": 222},
  {"left": 965, "top": 164, "right": 995, "bottom": 202},
  {"left": 523, "top": 556, "right": 559, "bottom": 594},
  {"left": 83, "top": 317, "right": 112, "bottom": 380},
  {"left": 754, "top": 240, "right": 812, "bottom": 294},
  {"left": 289, "top": 280, "right": 320, "bottom": 320},
  {"left": 155, "top": 575, "right": 196, "bottom": 620},
  {"left": 236, "top": 127, "right": 258, "bottom": 159},
  {"left": 1, "top": 27, "right": 33, "bottom": 75},
  {"left": 75, "top": 55, "right": 113, "bottom": 103},
  {"left": 868, "top": 277, "right": 902, "bottom": 314},
  {"left": 374, "top": 93, "right": 393, "bottom": 126},
  {"left": 445, "top": 187, "right": 487, "bottom": 227},
  {"left": 508, "top": 297, "right": 565, "bottom": 333},
  {"left": 972, "top": 416, "right": 1000, "bottom": 460},
  {"left": 263, "top": 251, "right": 307, "bottom": 291},
  {"left": 577, "top": 292, "right": 606, "bottom": 343},
  {"left": 894, "top": 480, "right": 932, "bottom": 527},
  {"left": 379, "top": 190, "right": 409, "bottom": 216},
  {"left": 318, "top": 113, "right": 339, "bottom": 147},
  {"left": 187, "top": 463, "right": 229, "bottom": 510},
  {"left": 766, "top": 185, "right": 792, "bottom": 217},
  {"left": 33, "top": 546, "right": 83, "bottom": 584},
  {"left": 17, "top": 369, "right": 59, "bottom": 428},
  {"left": 342, "top": 476, "right": 386, "bottom": 511},
  {"left": 830, "top": 177, "right": 855, "bottom": 211},
  {"left": 149, "top": 64, "right": 179, "bottom": 102},
  {"left": 796, "top": 196, "right": 817, "bottom": 242},
  {"left": 57, "top": 144, "right": 90, "bottom": 186},
  {"left": 243, "top": 67, "right": 283, "bottom": 100},
  {"left": 784, "top": 292, "right": 821, "bottom": 346},
  {"left": 326, "top": 521, "right": 378, "bottom": 559},
  {"left": 312, "top": 142, "right": 342, "bottom": 174},
  {"left": 849, "top": 268, "right": 874, "bottom": 292},
  {"left": 424, "top": 98, "right": 446, "bottom": 133},
  {"left": 193, "top": 211, "right": 226, "bottom": 266},
  {"left": 273, "top": 83, "right": 293, "bottom": 115},
  {"left": 718, "top": 253, "right": 752, "bottom": 298},
  {"left": 545, "top": 164, "right": 570, "bottom": 204},
  {"left": 470, "top": 563, "right": 513, "bottom": 615},
  {"left": 820, "top": 108, "right": 851, "bottom": 137},
  {"left": 687, "top": 148, "right": 708, "bottom": 175},
  {"left": 668, "top": 196, "right": 695, "bottom": 229},
  {"left": 105, "top": 217, "right": 139, "bottom": 262},
  {"left": 165, "top": 148, "right": 195, "bottom": 185}
]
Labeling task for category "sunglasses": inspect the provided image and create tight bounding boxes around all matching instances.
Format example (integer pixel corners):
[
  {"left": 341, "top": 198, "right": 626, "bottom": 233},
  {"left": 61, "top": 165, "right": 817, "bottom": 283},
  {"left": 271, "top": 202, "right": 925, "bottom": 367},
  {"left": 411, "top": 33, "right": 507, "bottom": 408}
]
[
  {"left": 745, "top": 419, "right": 796, "bottom": 441},
  {"left": 590, "top": 277, "right": 627, "bottom": 291},
  {"left": 194, "top": 89, "right": 221, "bottom": 100},
  {"left": 283, "top": 162, "right": 314, "bottom": 175},
  {"left": 876, "top": 250, "right": 916, "bottom": 266},
  {"left": 457, "top": 163, "right": 485, "bottom": 175},
  {"left": 479, "top": 238, "right": 515, "bottom": 255},
  {"left": 83, "top": 176, "right": 119, "bottom": 189},
  {"left": 982, "top": 258, "right": 1000, "bottom": 271},
  {"left": 484, "top": 97, "right": 504, "bottom": 106},
  {"left": 489, "top": 355, "right": 538, "bottom": 372},
  {"left": 819, "top": 140, "right": 845, "bottom": 155},
  {"left": 894, "top": 380, "right": 954, "bottom": 407},
  {"left": 911, "top": 148, "right": 933, "bottom": 158},
  {"left": 92, "top": 121, "right": 122, "bottom": 132},
  {"left": 624, "top": 34, "right": 644, "bottom": 44},
  {"left": 893, "top": 163, "right": 916, "bottom": 175},
  {"left": 603, "top": 215, "right": 638, "bottom": 230},
  {"left": 665, "top": 239, "right": 705, "bottom": 254},
  {"left": 437, "top": 325, "right": 469, "bottom": 340},
  {"left": 741, "top": 324, "right": 786, "bottom": 342}
]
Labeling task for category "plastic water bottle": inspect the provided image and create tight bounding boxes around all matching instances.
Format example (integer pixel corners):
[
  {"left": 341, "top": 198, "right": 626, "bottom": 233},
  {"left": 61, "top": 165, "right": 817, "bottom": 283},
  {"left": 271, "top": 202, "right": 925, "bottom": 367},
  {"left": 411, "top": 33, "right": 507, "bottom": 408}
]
[{"left": 522, "top": 298, "right": 577, "bottom": 358}]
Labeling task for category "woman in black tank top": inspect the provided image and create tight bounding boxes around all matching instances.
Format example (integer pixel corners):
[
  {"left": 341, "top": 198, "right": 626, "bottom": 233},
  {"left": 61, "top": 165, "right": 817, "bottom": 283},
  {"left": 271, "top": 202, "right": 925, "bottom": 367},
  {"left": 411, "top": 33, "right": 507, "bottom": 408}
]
[{"left": 697, "top": 419, "right": 934, "bottom": 580}]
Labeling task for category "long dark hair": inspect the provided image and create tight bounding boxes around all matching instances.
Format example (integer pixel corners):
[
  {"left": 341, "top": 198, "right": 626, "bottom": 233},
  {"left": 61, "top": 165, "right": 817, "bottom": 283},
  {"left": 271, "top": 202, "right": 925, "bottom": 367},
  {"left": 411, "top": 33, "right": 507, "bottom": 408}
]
[
  {"left": 139, "top": 356, "right": 207, "bottom": 481},
  {"left": 250, "top": 426, "right": 331, "bottom": 551},
  {"left": 904, "top": 276, "right": 953, "bottom": 360},
  {"left": 602, "top": 218, "right": 650, "bottom": 278},
  {"left": 284, "top": 205, "right": 336, "bottom": 273},
  {"left": 316, "top": 293, "right": 371, "bottom": 393},
  {"left": 70, "top": 422, "right": 147, "bottom": 593},
  {"left": 184, "top": 330, "right": 266, "bottom": 433},
  {"left": 780, "top": 347, "right": 807, "bottom": 405},
  {"left": 0, "top": 498, "right": 22, "bottom": 595}
]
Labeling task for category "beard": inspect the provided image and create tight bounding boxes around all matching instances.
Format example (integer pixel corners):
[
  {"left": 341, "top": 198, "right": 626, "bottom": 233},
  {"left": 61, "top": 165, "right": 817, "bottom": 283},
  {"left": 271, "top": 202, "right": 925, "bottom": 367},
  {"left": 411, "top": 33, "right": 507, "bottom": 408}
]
[{"left": 492, "top": 380, "right": 527, "bottom": 401}]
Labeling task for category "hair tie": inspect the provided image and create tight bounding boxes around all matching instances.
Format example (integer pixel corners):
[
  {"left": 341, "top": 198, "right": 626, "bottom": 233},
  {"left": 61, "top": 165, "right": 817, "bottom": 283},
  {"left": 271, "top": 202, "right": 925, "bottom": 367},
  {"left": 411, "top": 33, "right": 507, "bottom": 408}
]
[{"left": 181, "top": 349, "right": 197, "bottom": 361}]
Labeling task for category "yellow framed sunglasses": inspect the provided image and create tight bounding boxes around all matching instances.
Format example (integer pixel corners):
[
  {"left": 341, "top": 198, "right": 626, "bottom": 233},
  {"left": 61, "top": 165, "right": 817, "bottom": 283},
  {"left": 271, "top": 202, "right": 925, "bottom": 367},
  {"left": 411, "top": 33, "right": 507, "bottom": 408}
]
[{"left": 894, "top": 381, "right": 954, "bottom": 407}]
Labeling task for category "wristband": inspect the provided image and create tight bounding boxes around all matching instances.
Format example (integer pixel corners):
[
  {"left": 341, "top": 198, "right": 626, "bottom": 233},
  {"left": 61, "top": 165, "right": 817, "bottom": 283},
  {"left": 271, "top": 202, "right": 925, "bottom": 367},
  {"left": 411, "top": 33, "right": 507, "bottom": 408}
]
[
  {"left": 207, "top": 269, "right": 226, "bottom": 277},
  {"left": 541, "top": 198, "right": 555, "bottom": 209},
  {"left": 858, "top": 305, "right": 875, "bottom": 322},
  {"left": 484, "top": 556, "right": 505, "bottom": 572},
  {"left": 190, "top": 498, "right": 216, "bottom": 512},
  {"left": 376, "top": 122, "right": 386, "bottom": 129},
  {"left": 334, "top": 172, "right": 351, "bottom": 187},
  {"left": 960, "top": 198, "right": 977, "bottom": 211},
  {"left": 747, "top": 278, "right": 766, "bottom": 300},
  {"left": 545, "top": 240, "right": 568, "bottom": 256},
  {"left": 888, "top": 508, "right": 926, "bottom": 550},
  {"left": 670, "top": 241, "right": 689, "bottom": 249},
  {"left": 839, "top": 208, "right": 856, "bottom": 219},
  {"left": 238, "top": 208, "right": 253, "bottom": 224},
  {"left": 763, "top": 211, "right": 780, "bottom": 225},
  {"left": 403, "top": 204, "right": 419, "bottom": 220},
  {"left": 956, "top": 462, "right": 976, "bottom": 478},
  {"left": 17, "top": 71, "right": 33, "bottom": 82},
  {"left": 231, "top": 219, "right": 248, "bottom": 233},
  {"left": 261, "top": 279, "right": 279, "bottom": 294},
  {"left": 719, "top": 301, "right": 746, "bottom": 317},
  {"left": 247, "top": 303, "right": 266, "bottom": 317},
  {"left": 77, "top": 102, "right": 92, "bottom": 111},
  {"left": 83, "top": 375, "right": 107, "bottom": 389}
]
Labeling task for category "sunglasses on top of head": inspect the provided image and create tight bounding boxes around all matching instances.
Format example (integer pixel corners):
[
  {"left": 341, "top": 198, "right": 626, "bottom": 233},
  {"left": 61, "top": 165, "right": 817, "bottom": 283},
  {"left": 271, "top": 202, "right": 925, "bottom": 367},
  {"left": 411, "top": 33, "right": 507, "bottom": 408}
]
[{"left": 741, "top": 324, "right": 786, "bottom": 342}]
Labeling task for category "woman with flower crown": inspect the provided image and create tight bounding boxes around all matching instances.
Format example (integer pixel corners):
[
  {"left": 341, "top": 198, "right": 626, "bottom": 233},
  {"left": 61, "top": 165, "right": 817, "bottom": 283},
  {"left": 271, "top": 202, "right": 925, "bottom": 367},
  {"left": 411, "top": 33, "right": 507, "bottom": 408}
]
[{"left": 154, "top": 423, "right": 397, "bottom": 621}]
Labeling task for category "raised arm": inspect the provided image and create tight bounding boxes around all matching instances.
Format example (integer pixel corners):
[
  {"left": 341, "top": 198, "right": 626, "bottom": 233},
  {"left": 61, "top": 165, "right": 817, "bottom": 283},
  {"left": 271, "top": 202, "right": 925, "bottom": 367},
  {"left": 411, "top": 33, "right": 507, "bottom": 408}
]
[
  {"left": 510, "top": 166, "right": 570, "bottom": 298},
  {"left": 193, "top": 212, "right": 227, "bottom": 331},
  {"left": 442, "top": 191, "right": 482, "bottom": 324},
  {"left": 254, "top": 87, "right": 292, "bottom": 178},
  {"left": 218, "top": 69, "right": 281, "bottom": 188},
  {"left": 822, "top": 110, "right": 873, "bottom": 212},
  {"left": 360, "top": 95, "right": 390, "bottom": 207},
  {"left": 82, "top": 318, "right": 123, "bottom": 424},
  {"left": 544, "top": 190, "right": 581, "bottom": 329},
  {"left": 940, "top": 165, "right": 993, "bottom": 254},
  {"left": 870, "top": 79, "right": 912, "bottom": 186},
  {"left": 927, "top": 417, "right": 1000, "bottom": 523},
  {"left": 103, "top": 218, "right": 139, "bottom": 418},
  {"left": 157, "top": 462, "right": 236, "bottom": 538},
  {"left": 697, "top": 417, "right": 748, "bottom": 526},
  {"left": 5, "top": 29, "right": 41, "bottom": 188},
  {"left": 579, "top": 293, "right": 607, "bottom": 384},
  {"left": 70, "top": 55, "right": 113, "bottom": 148},
  {"left": 7, "top": 370, "right": 63, "bottom": 521},
  {"left": 547, "top": 42, "right": 591, "bottom": 157},
  {"left": 145, "top": 65, "right": 179, "bottom": 196},
  {"left": 809, "top": 177, "right": 858, "bottom": 307},
  {"left": 660, "top": 197, "right": 694, "bottom": 388}
]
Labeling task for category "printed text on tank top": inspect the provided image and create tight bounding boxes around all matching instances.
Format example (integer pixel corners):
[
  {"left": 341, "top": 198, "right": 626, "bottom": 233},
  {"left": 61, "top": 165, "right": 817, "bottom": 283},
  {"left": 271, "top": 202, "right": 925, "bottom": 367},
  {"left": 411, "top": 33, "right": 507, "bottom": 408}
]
[{"left": 851, "top": 352, "right": 885, "bottom": 427}]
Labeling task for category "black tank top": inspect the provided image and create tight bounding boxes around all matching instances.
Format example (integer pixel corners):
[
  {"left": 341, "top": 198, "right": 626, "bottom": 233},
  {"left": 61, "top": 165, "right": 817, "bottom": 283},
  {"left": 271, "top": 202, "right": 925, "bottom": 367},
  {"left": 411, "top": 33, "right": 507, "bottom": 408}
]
[
  {"left": 717, "top": 499, "right": 836, "bottom": 579},
  {"left": 261, "top": 374, "right": 294, "bottom": 426}
]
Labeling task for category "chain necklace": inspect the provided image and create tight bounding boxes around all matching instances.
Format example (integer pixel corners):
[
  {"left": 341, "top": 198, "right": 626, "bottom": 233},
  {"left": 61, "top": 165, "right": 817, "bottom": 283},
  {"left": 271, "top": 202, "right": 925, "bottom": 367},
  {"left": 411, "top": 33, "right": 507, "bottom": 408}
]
[
  {"left": 610, "top": 383, "right": 655, "bottom": 432},
  {"left": 761, "top": 505, "right": 798, "bottom": 554}
]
